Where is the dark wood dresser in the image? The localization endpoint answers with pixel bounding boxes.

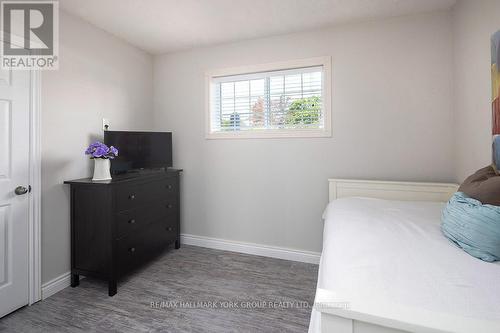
[64,169,182,296]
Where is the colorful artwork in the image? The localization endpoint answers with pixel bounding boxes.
[491,30,500,169]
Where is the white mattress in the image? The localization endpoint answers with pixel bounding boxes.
[309,197,500,333]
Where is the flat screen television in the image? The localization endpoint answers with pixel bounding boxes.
[104,131,172,173]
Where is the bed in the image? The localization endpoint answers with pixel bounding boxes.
[309,179,500,333]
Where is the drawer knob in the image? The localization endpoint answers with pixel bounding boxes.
[128,219,136,224]
[129,247,136,253]
[166,203,173,209]
[166,227,173,231]
[129,194,136,200]
[167,184,173,190]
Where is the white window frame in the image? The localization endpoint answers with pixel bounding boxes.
[205,56,332,139]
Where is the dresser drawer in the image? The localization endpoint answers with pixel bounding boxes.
[115,177,178,212]
[117,221,177,275]
[115,201,177,239]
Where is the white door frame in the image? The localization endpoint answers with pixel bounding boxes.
[28,69,42,304]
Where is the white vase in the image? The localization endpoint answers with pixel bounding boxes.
[92,158,111,181]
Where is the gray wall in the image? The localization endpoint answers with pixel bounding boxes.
[453,0,500,181]
[153,11,455,253]
[41,11,154,284]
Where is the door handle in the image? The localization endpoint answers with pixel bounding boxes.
[15,186,29,195]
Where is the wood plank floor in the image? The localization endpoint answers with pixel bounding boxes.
[0,245,318,332]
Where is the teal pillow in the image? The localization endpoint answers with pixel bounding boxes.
[442,192,500,262]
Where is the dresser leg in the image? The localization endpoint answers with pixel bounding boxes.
[108,280,117,296]
[71,273,79,287]
[175,239,180,249]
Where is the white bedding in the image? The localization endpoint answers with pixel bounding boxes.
[309,197,500,333]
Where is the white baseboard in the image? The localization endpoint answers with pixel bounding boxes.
[41,272,71,300]
[181,234,321,264]
[40,236,319,300]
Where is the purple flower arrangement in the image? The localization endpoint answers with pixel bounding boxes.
[85,141,118,159]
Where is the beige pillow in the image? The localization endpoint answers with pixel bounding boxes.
[458,165,500,206]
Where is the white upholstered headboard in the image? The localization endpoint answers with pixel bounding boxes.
[329,179,459,203]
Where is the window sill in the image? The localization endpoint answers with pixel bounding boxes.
[205,128,332,140]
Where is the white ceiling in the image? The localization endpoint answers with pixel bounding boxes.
[59,0,456,55]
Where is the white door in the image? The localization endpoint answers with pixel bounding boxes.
[0,64,31,317]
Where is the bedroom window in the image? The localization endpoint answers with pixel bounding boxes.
[206,57,331,139]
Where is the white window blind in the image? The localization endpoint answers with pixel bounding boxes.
[206,58,331,139]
